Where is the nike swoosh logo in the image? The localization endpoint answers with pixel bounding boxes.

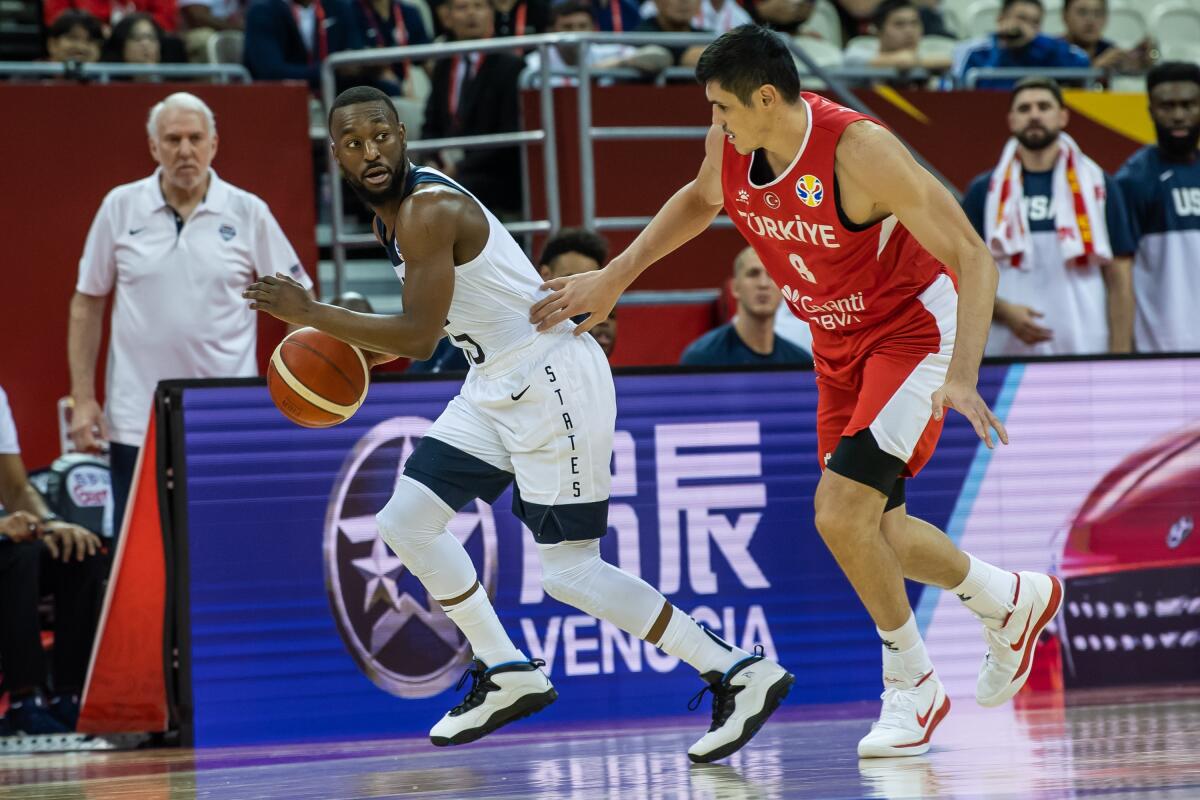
[1010,608,1034,652]
[916,697,937,727]
[510,386,531,402]
[129,227,146,235]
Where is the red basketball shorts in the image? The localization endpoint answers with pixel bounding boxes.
[814,274,958,479]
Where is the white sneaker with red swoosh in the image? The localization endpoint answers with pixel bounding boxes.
[857,668,950,758]
[976,571,1065,707]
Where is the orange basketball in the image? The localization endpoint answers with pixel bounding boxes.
[267,327,369,428]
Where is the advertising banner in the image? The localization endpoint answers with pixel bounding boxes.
[171,359,1198,747]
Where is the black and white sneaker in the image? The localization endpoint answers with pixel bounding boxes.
[686,650,794,763]
[429,658,557,747]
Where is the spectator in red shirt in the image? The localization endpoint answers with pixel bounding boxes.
[44,0,180,34]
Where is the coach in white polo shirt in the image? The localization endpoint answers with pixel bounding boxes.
[67,92,313,537]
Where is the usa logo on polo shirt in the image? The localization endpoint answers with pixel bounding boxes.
[219,224,237,241]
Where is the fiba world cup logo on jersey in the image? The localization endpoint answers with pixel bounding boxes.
[324,417,498,699]
[796,174,824,208]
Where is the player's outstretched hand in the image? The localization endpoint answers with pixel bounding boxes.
[243,273,313,325]
[530,268,622,335]
[931,379,1009,450]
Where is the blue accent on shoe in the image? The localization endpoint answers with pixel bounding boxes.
[7,692,71,735]
[485,660,533,672]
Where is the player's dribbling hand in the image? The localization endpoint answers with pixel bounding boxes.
[530,268,622,335]
[244,274,313,325]
[931,380,1009,450]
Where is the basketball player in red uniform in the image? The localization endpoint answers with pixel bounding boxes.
[531,25,1064,757]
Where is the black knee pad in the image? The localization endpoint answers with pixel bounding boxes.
[826,429,906,501]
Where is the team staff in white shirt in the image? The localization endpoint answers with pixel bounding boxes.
[66,92,314,538]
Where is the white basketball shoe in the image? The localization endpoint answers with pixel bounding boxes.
[858,665,950,758]
[429,658,557,746]
[976,571,1064,707]
[687,651,795,763]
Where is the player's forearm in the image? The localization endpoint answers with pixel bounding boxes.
[308,303,439,361]
[609,181,722,288]
[68,292,105,402]
[947,246,999,382]
[1104,257,1134,353]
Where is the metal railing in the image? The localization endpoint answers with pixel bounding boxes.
[319,31,961,295]
[0,61,252,83]
[962,66,1106,88]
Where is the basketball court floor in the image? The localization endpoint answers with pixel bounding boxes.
[1,685,1197,799]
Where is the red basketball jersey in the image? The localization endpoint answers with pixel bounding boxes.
[720,93,951,370]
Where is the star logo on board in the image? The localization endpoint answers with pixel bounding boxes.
[325,417,498,698]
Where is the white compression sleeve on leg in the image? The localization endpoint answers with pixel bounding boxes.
[376,477,524,667]
[537,540,662,639]
[375,476,476,599]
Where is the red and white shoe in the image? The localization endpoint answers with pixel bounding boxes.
[976,571,1064,708]
[857,668,950,758]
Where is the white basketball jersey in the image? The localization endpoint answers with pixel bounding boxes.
[375,166,559,368]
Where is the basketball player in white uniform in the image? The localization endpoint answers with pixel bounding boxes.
[244,86,793,761]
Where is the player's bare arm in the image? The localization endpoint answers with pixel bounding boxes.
[246,189,467,361]
[530,125,726,333]
[1101,255,1134,353]
[837,120,1008,448]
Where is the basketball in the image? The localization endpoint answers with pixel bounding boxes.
[267,327,369,428]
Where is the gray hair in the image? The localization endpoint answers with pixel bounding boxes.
[146,92,217,139]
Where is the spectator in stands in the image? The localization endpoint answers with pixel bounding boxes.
[636,0,708,68]
[1060,0,1152,73]
[843,0,950,75]
[538,228,619,359]
[525,3,671,88]
[352,0,431,82]
[0,386,106,736]
[492,0,549,37]
[424,0,525,216]
[44,0,180,34]
[680,247,814,367]
[101,13,165,65]
[67,93,314,540]
[44,9,103,64]
[836,0,952,40]
[1115,62,1200,353]
[962,77,1134,356]
[694,0,754,35]
[751,0,819,39]
[243,0,368,92]
[948,0,1089,90]
[180,0,245,63]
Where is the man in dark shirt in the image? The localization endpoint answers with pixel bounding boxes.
[947,0,1089,89]
[635,0,707,67]
[680,247,814,367]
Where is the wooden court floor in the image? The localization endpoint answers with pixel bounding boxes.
[1,686,1197,799]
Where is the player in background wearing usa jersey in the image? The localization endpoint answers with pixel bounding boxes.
[532,26,1064,757]
[245,86,793,762]
[1115,61,1200,354]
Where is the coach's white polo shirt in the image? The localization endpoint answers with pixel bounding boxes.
[0,386,20,455]
[76,169,313,447]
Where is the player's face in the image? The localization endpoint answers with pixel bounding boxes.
[589,310,617,358]
[707,82,765,155]
[541,251,601,280]
[878,7,922,52]
[1150,81,1200,155]
[1063,0,1105,46]
[150,109,218,192]
[733,252,781,320]
[330,103,408,207]
[1008,89,1067,152]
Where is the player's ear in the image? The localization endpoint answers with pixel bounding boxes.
[758,85,776,109]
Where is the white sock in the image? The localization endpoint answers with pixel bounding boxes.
[877,613,933,686]
[442,586,526,668]
[952,553,1017,620]
[655,606,750,677]
[876,612,921,655]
